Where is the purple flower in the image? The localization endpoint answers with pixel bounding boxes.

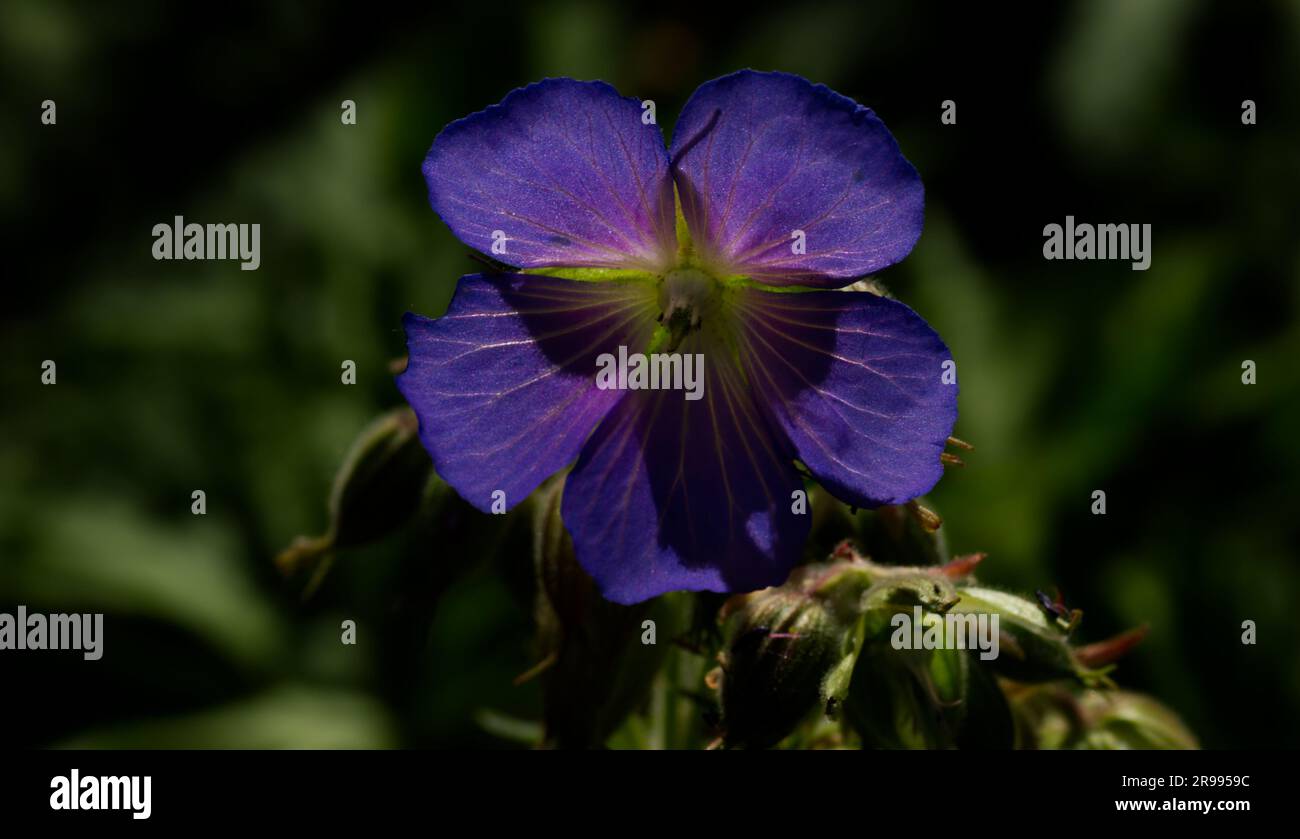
[398,70,957,604]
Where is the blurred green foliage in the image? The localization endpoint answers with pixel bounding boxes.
[1,0,1297,747]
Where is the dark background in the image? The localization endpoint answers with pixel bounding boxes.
[2,0,1297,748]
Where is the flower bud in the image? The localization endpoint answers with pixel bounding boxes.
[530,476,675,748]
[276,407,433,581]
[1073,689,1198,749]
[843,577,1012,749]
[328,408,435,548]
[718,564,864,748]
[842,642,947,748]
[1012,685,1197,749]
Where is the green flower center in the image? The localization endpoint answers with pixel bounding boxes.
[658,267,721,351]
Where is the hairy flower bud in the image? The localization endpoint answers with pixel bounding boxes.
[717,564,866,748]
[841,574,1011,749]
[843,642,946,748]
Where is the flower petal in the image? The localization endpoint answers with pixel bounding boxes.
[423,79,677,272]
[561,350,809,604]
[397,273,660,512]
[733,287,957,507]
[670,70,923,286]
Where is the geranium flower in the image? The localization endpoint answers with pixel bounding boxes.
[398,70,957,604]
